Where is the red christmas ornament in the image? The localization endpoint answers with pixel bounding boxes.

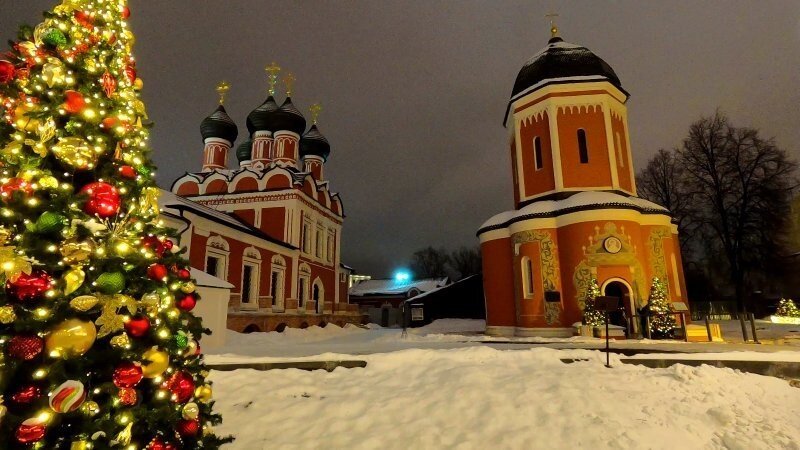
[147,263,168,281]
[176,294,197,312]
[118,387,137,406]
[0,60,15,84]
[101,116,119,131]
[11,384,42,405]
[176,419,200,437]
[119,165,136,179]
[101,70,116,97]
[125,315,150,338]
[79,182,120,218]
[124,65,137,84]
[15,418,46,444]
[0,177,33,201]
[63,90,86,114]
[122,6,131,19]
[7,334,44,360]
[74,10,94,28]
[167,371,195,404]
[113,361,144,388]
[178,268,191,280]
[146,437,177,450]
[6,270,52,303]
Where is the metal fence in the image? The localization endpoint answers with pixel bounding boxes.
[690,301,741,321]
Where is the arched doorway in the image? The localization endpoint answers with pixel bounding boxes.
[602,279,634,336]
[242,324,261,333]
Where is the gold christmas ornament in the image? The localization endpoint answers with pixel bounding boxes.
[51,137,100,169]
[109,333,131,349]
[63,267,85,295]
[80,400,99,416]
[45,318,97,358]
[70,441,89,450]
[0,305,16,324]
[0,246,32,283]
[0,228,10,245]
[70,295,99,312]
[194,385,213,403]
[141,347,170,378]
[180,282,196,294]
[140,187,161,216]
[13,103,41,132]
[38,176,59,189]
[60,240,95,264]
[115,422,132,446]
[182,402,200,420]
[42,57,67,88]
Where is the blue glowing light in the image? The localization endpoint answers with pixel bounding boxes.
[394,271,411,283]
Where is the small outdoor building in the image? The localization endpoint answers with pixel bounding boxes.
[189,268,234,349]
[349,277,449,326]
[404,275,486,327]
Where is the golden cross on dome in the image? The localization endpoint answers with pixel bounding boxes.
[284,73,296,96]
[309,103,322,125]
[546,12,559,38]
[216,81,230,105]
[265,62,281,95]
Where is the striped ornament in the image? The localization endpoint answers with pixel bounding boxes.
[49,380,86,413]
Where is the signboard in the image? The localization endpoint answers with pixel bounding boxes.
[595,296,620,312]
[671,302,689,312]
[544,291,561,303]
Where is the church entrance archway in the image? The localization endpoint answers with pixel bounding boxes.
[602,279,635,335]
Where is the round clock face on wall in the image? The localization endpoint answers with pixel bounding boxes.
[603,236,622,254]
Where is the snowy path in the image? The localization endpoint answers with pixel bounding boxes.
[210,346,800,449]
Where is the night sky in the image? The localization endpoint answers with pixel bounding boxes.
[1,1,798,277]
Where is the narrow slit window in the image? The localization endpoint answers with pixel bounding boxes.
[534,136,543,170]
[615,132,624,167]
[577,129,589,163]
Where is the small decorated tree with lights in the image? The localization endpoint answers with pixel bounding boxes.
[0,1,229,448]
[775,298,800,318]
[646,277,675,338]
[581,277,605,327]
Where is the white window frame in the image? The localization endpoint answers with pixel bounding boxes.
[521,256,534,299]
[298,263,311,310]
[240,247,261,311]
[205,236,229,282]
[270,255,287,311]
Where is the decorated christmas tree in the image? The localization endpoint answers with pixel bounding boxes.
[775,298,800,318]
[581,277,606,326]
[646,277,675,338]
[0,1,229,448]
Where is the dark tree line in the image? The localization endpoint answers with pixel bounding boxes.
[636,111,798,311]
[409,246,482,281]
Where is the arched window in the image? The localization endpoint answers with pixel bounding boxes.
[240,247,262,311]
[313,278,325,314]
[533,136,543,170]
[521,257,534,298]
[577,129,589,163]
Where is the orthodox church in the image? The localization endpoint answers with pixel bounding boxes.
[166,67,362,332]
[478,26,688,337]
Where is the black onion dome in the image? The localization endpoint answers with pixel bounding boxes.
[236,139,253,163]
[246,96,279,135]
[300,125,331,161]
[511,36,623,98]
[200,105,238,144]
[271,97,307,135]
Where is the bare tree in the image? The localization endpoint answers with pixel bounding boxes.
[450,246,482,280]
[677,111,797,311]
[636,148,697,253]
[409,246,451,279]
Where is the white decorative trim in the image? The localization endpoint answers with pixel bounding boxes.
[514,327,573,337]
[485,325,516,337]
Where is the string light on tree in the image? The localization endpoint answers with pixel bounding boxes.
[0,0,230,447]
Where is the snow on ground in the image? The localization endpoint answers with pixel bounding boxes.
[210,346,800,450]
[718,319,800,341]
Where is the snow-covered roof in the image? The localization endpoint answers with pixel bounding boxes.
[349,277,449,297]
[479,191,669,232]
[404,274,478,303]
[190,267,234,289]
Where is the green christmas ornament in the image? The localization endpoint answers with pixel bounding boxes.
[174,331,189,349]
[95,272,125,295]
[42,28,68,48]
[35,211,66,234]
